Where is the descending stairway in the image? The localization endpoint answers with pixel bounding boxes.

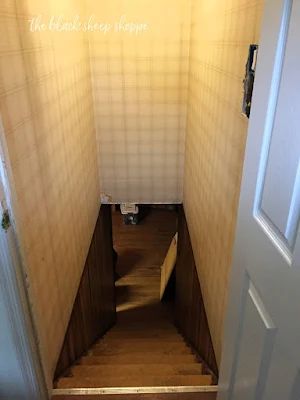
[53,209,217,398]
[55,309,213,389]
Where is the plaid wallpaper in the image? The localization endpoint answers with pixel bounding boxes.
[183,0,263,365]
[88,0,191,204]
[0,0,265,383]
[0,0,99,383]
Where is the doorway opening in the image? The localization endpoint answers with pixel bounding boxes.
[53,205,218,396]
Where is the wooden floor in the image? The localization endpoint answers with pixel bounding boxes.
[113,207,177,314]
[53,207,217,399]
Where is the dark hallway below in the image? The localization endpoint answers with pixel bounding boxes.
[113,206,177,318]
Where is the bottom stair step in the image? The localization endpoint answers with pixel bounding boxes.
[56,375,213,388]
[52,388,217,400]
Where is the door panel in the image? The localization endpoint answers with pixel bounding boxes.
[231,278,276,400]
[258,0,300,251]
[219,0,300,399]
[289,371,300,400]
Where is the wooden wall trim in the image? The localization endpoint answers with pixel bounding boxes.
[175,206,218,379]
[54,205,116,380]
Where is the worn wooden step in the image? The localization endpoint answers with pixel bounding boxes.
[70,363,203,377]
[116,312,172,322]
[105,332,182,340]
[80,354,198,365]
[107,325,177,331]
[113,321,175,328]
[56,374,213,388]
[52,391,218,400]
[101,338,186,346]
[91,349,191,357]
[109,324,177,332]
[106,326,181,337]
[91,342,190,356]
[109,327,176,334]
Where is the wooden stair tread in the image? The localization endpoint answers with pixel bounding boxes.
[100,338,186,346]
[56,374,213,388]
[112,323,176,329]
[80,354,198,365]
[70,364,203,377]
[91,347,191,356]
[111,326,176,331]
[111,321,178,333]
[106,328,179,335]
[93,340,189,349]
[105,333,182,340]
[108,326,178,332]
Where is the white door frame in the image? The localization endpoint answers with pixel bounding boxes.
[0,118,48,399]
[218,0,299,398]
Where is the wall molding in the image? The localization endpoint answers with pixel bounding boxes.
[0,226,48,399]
[0,117,48,399]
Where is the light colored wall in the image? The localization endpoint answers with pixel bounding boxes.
[0,0,265,382]
[88,0,191,204]
[183,0,263,365]
[0,0,99,382]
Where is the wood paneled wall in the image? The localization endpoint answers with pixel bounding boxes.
[54,206,116,379]
[175,207,218,379]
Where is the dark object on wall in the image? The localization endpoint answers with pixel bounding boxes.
[1,209,11,232]
[175,206,218,380]
[243,44,258,118]
[54,205,116,380]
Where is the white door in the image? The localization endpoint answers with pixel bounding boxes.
[218,0,300,399]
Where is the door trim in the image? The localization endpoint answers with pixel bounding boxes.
[0,117,48,399]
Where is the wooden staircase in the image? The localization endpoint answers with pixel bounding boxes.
[53,309,217,399]
[52,209,217,399]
